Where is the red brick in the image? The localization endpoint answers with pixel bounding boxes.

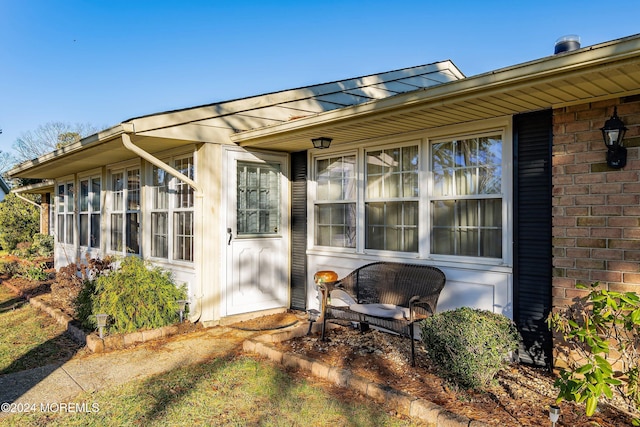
[610,239,640,250]
[591,270,623,282]
[575,130,603,143]
[592,205,621,216]
[624,251,640,261]
[607,261,639,272]
[623,229,640,239]
[591,249,623,260]
[576,217,606,227]
[566,121,591,133]
[591,228,622,238]
[622,183,640,193]
[622,272,640,284]
[566,248,591,258]
[576,107,608,121]
[590,183,622,194]
[565,288,591,299]
[553,112,576,124]
[565,185,589,195]
[567,228,589,237]
[553,195,575,206]
[575,195,606,205]
[607,194,640,205]
[565,207,589,216]
[606,171,639,182]
[554,175,573,185]
[553,258,575,268]
[575,174,603,184]
[553,217,576,226]
[553,154,576,166]
[575,151,607,164]
[609,282,640,293]
[566,141,589,154]
[565,164,590,174]
[554,237,576,247]
[575,259,605,269]
[553,277,577,288]
[609,217,640,227]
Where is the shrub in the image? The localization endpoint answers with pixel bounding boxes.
[0,193,39,251]
[0,256,24,277]
[20,263,49,281]
[420,307,520,389]
[31,234,54,257]
[547,282,640,421]
[87,256,187,333]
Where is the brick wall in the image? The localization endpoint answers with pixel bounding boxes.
[552,96,640,308]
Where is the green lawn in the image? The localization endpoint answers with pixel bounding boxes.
[0,283,423,426]
[0,285,81,375]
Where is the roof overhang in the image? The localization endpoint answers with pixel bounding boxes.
[11,179,55,195]
[8,124,200,179]
[231,34,640,151]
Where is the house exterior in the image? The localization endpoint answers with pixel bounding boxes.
[9,33,640,367]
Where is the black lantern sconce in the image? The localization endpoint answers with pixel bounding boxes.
[311,137,332,149]
[601,106,628,169]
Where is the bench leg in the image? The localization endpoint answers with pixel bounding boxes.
[410,324,416,367]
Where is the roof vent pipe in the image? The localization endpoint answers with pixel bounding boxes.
[554,35,581,54]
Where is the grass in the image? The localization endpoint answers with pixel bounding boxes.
[0,285,81,375]
[5,356,419,426]
[0,282,422,426]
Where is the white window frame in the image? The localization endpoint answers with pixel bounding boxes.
[56,180,75,245]
[309,118,512,267]
[149,154,195,263]
[108,164,141,255]
[79,175,101,249]
[313,151,357,249]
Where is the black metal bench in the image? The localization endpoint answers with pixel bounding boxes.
[317,262,446,366]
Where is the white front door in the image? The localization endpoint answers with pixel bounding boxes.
[224,149,289,316]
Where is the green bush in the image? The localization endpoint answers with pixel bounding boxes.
[84,256,187,334]
[0,193,39,251]
[0,257,24,277]
[420,307,520,389]
[20,263,48,281]
[31,234,54,257]
[547,282,640,421]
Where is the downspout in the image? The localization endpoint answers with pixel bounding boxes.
[120,128,204,322]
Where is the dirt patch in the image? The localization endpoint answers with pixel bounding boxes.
[274,325,636,427]
[229,311,301,331]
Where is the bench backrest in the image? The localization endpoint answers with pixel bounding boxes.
[335,262,446,313]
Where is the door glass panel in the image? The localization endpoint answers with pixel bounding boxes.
[237,161,280,235]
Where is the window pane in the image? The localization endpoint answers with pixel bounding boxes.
[315,203,356,248]
[175,157,194,209]
[126,212,140,254]
[152,166,169,210]
[91,179,101,210]
[66,183,74,212]
[367,146,418,200]
[365,201,417,252]
[316,156,355,201]
[110,214,123,251]
[112,173,124,211]
[151,212,168,258]
[79,214,88,246]
[65,213,73,244]
[127,169,140,211]
[174,212,193,261]
[80,180,89,211]
[90,213,100,248]
[237,162,280,235]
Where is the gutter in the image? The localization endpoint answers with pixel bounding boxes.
[120,124,204,322]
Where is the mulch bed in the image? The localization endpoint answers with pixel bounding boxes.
[274,325,637,427]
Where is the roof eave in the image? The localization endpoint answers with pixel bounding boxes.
[231,33,640,145]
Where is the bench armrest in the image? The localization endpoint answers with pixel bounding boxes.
[408,295,435,322]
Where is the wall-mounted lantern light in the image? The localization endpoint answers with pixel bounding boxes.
[601,106,628,169]
[311,137,332,149]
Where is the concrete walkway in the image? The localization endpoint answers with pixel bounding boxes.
[0,326,259,410]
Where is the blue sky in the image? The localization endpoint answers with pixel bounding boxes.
[1,1,639,161]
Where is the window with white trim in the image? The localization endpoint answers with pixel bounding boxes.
[365,145,419,252]
[150,155,194,262]
[79,177,101,248]
[430,135,502,258]
[56,182,74,244]
[109,167,140,254]
[314,154,356,248]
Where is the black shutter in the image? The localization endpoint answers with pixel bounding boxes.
[513,110,553,368]
[290,151,308,310]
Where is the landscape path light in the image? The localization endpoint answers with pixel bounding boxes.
[95,313,108,339]
[177,299,189,323]
[549,404,560,427]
